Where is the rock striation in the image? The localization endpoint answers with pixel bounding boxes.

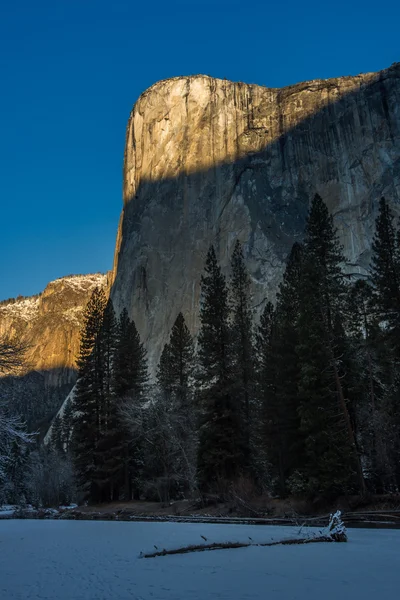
[111,64,400,371]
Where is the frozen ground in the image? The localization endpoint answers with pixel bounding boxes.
[0,520,399,600]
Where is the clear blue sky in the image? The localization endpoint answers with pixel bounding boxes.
[0,0,398,300]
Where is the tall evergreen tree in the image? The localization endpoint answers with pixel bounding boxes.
[93,299,118,500]
[114,308,148,400]
[50,414,64,454]
[370,197,400,348]
[3,438,29,504]
[370,197,400,487]
[71,286,107,501]
[230,241,255,472]
[157,313,194,401]
[61,400,74,454]
[255,243,304,495]
[273,242,304,494]
[295,194,363,496]
[113,308,148,499]
[196,246,243,493]
[346,279,396,491]
[255,301,278,489]
[99,299,118,425]
[296,256,352,496]
[156,312,196,494]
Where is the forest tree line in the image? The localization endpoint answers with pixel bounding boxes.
[1,194,400,506]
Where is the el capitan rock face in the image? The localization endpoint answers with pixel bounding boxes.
[111,64,400,371]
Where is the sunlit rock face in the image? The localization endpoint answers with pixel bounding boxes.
[0,273,110,430]
[111,64,400,371]
[0,273,109,385]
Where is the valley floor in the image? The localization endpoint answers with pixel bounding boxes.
[1,521,399,600]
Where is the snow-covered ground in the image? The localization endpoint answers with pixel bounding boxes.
[0,520,398,599]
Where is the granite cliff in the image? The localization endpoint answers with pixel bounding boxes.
[2,64,399,389]
[111,63,400,371]
[0,273,108,427]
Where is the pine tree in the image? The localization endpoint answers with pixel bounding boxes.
[370,198,400,488]
[113,308,148,500]
[156,312,196,494]
[346,279,396,491]
[4,439,29,504]
[370,197,400,348]
[296,255,349,495]
[50,414,64,454]
[61,400,74,454]
[157,313,194,400]
[295,194,363,496]
[71,286,107,501]
[196,246,243,493]
[230,241,255,473]
[114,308,148,400]
[99,299,118,426]
[93,299,118,500]
[255,301,278,489]
[254,243,304,496]
[272,242,304,494]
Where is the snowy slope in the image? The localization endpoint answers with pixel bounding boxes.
[0,521,398,600]
[43,385,76,445]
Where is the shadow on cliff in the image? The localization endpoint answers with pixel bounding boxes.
[0,367,76,436]
[111,65,400,368]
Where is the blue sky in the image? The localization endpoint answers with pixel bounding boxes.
[0,0,398,300]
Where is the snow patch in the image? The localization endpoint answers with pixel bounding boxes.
[50,273,107,293]
[44,385,76,445]
[0,296,40,321]
[63,305,85,325]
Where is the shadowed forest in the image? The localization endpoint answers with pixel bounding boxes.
[2,194,400,509]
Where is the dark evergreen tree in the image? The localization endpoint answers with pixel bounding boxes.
[230,241,255,472]
[254,243,305,495]
[156,312,196,495]
[158,343,173,396]
[346,279,396,491]
[71,286,107,501]
[295,194,363,496]
[61,400,74,454]
[196,246,243,493]
[50,414,64,454]
[114,308,148,400]
[157,313,194,400]
[369,197,400,487]
[271,242,304,494]
[93,299,118,500]
[370,197,400,350]
[255,301,279,489]
[3,439,29,504]
[113,308,148,499]
[99,300,118,425]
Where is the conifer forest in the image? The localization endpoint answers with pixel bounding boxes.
[2,194,400,507]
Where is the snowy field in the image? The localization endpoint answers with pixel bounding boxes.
[1,520,399,600]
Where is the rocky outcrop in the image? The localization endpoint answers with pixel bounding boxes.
[0,274,108,426]
[111,64,400,371]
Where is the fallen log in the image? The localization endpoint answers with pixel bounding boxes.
[141,535,338,558]
[141,511,347,558]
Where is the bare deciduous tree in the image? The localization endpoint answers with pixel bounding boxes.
[0,336,32,483]
[119,390,197,502]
